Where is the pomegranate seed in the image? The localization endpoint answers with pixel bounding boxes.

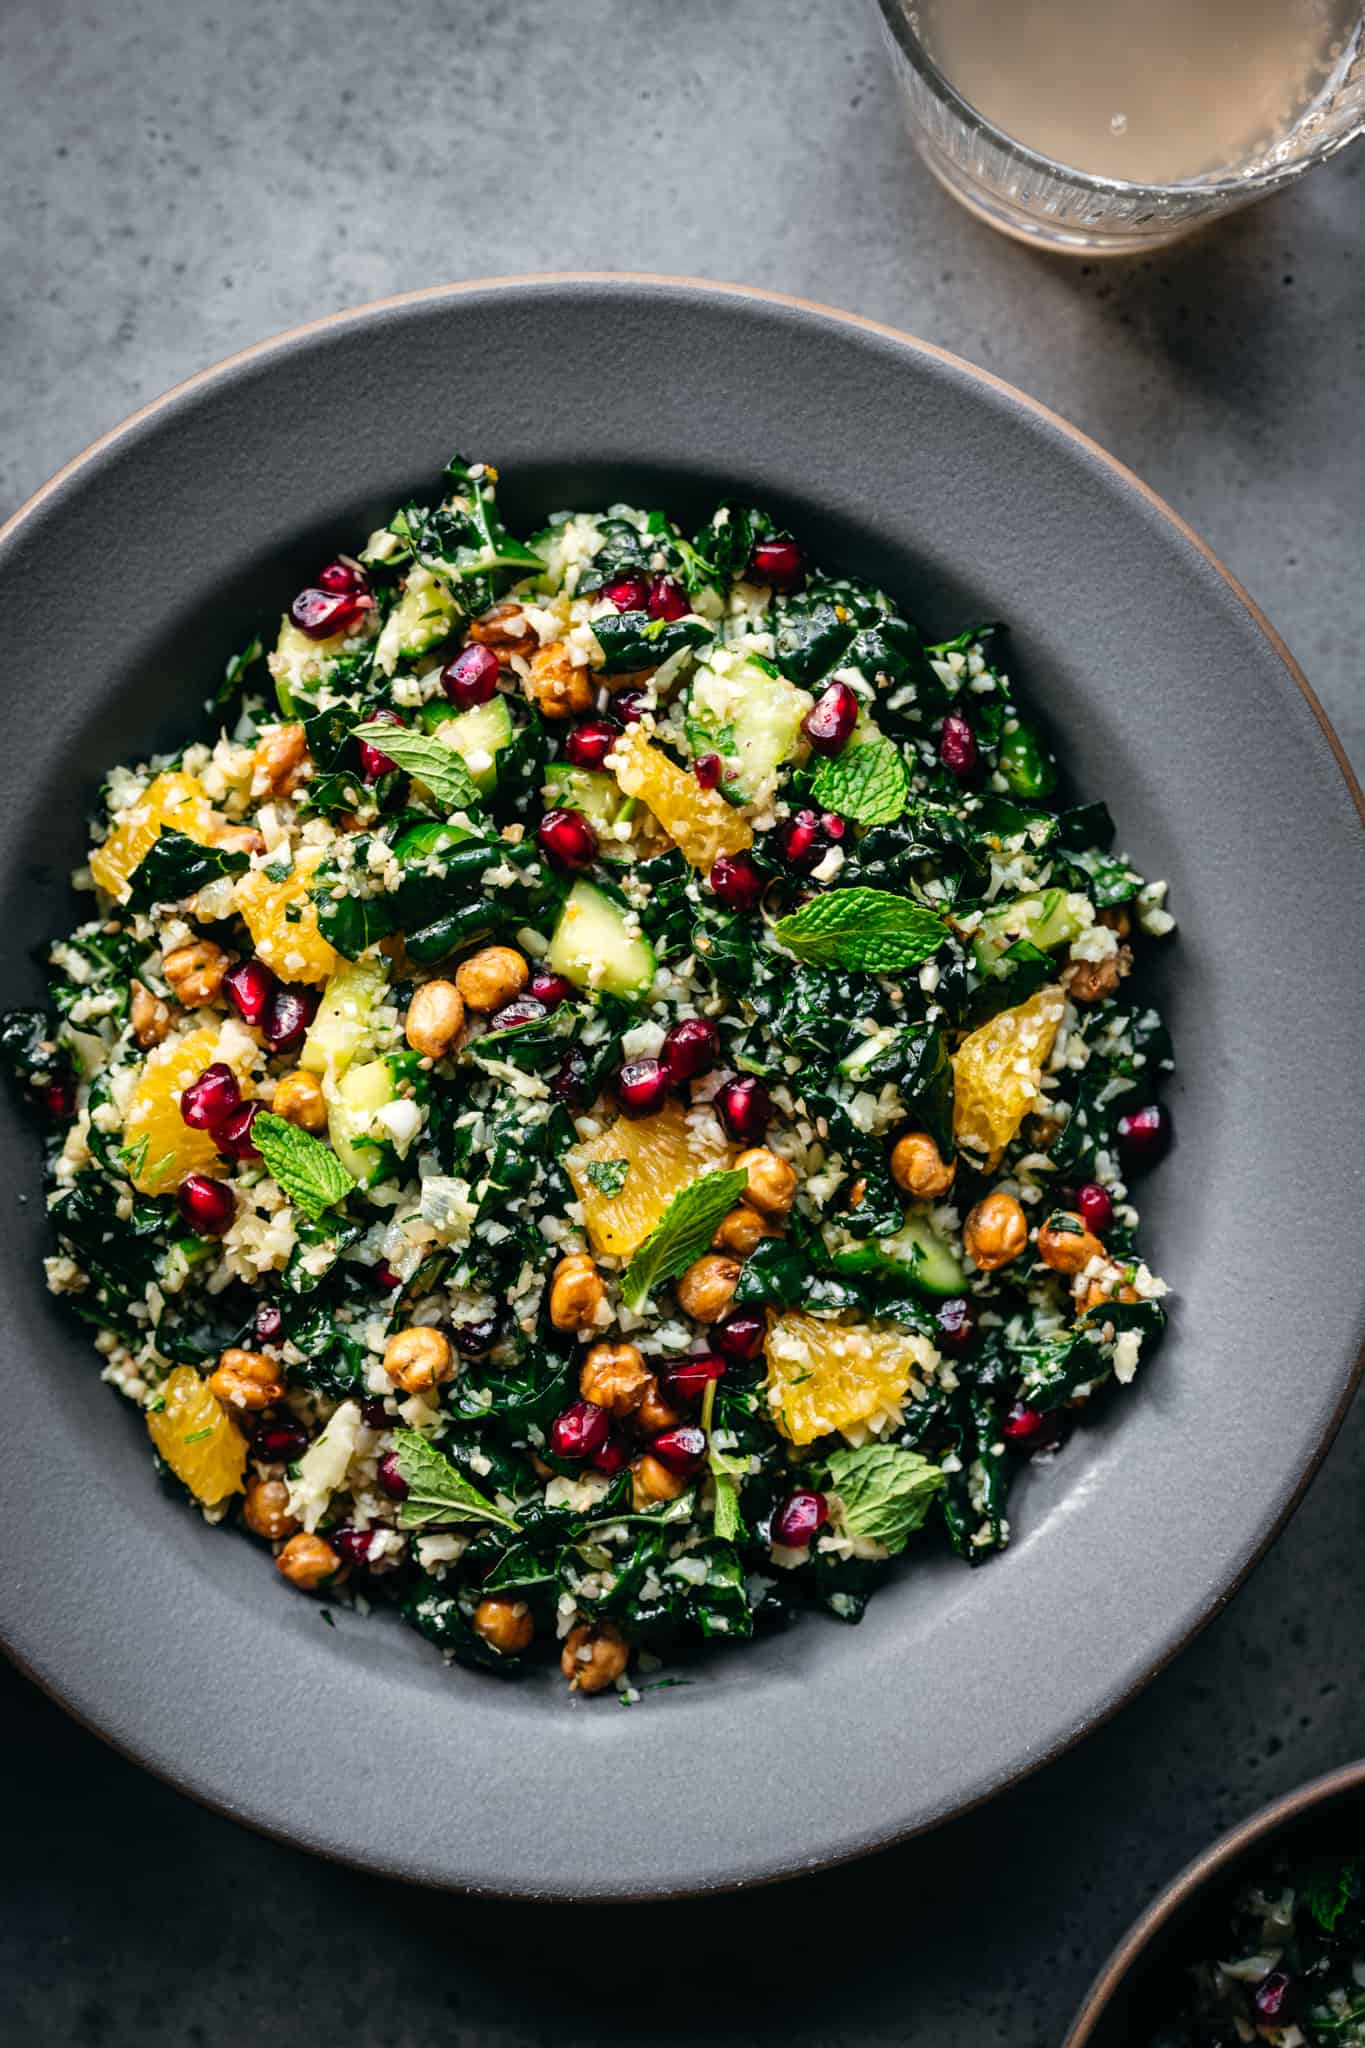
[714,1312,765,1363]
[42,1075,75,1118]
[176,1173,235,1236]
[667,1355,725,1403]
[1116,1103,1169,1166]
[253,1418,309,1464]
[490,994,548,1034]
[253,1300,284,1344]
[360,1397,390,1428]
[591,1432,630,1476]
[376,1451,409,1500]
[1077,1182,1114,1235]
[647,574,688,620]
[613,688,647,724]
[290,586,370,639]
[662,1016,720,1083]
[537,807,597,872]
[453,1316,499,1357]
[317,560,367,596]
[716,1074,771,1143]
[553,1047,593,1107]
[934,1297,977,1355]
[564,718,620,769]
[333,1525,377,1566]
[616,1057,671,1119]
[939,712,978,778]
[263,984,317,1053]
[441,642,500,709]
[224,957,276,1027]
[709,850,765,914]
[600,573,650,613]
[778,808,836,873]
[358,708,405,782]
[802,681,859,756]
[550,1399,611,1462]
[1002,1402,1051,1443]
[749,538,805,592]
[773,1489,827,1547]
[180,1063,242,1132]
[694,753,722,791]
[1253,1972,1294,2022]
[373,1261,401,1292]
[216,1100,263,1162]
[650,1423,706,1475]
[528,971,572,1011]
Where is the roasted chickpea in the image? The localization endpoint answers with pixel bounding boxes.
[890,1130,957,1199]
[735,1147,798,1218]
[1078,1278,1141,1318]
[271,1069,327,1133]
[162,938,228,1006]
[467,601,538,660]
[561,1619,629,1694]
[383,1326,455,1394]
[963,1191,1029,1272]
[674,1253,741,1323]
[636,1376,682,1433]
[548,1253,606,1333]
[1062,945,1132,1005]
[631,1453,687,1508]
[455,945,529,1013]
[1036,1211,1105,1276]
[405,978,466,1058]
[275,1532,347,1593]
[579,1341,650,1416]
[209,1348,285,1414]
[473,1595,535,1657]
[129,979,172,1049]
[243,1475,298,1542]
[523,641,594,719]
[250,722,310,799]
[711,1204,769,1257]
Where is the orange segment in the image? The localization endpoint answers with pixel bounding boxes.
[608,726,752,871]
[952,984,1066,1170]
[90,771,219,899]
[764,1311,934,1446]
[234,847,339,986]
[147,1364,247,1505]
[122,1025,236,1194]
[566,1100,734,1259]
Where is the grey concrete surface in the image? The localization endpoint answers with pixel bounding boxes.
[1,2,1362,2043]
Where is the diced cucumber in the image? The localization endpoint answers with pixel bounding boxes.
[301,956,391,1079]
[374,569,460,676]
[327,1058,400,1187]
[430,695,514,795]
[547,880,656,1001]
[831,1211,966,1298]
[684,654,813,806]
[973,888,1090,971]
[271,617,346,715]
[389,818,475,862]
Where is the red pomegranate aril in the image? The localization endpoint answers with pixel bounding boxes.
[317,559,368,597]
[802,681,859,756]
[1253,1972,1294,2023]
[591,1431,630,1476]
[613,688,647,724]
[714,1311,765,1363]
[252,1417,309,1464]
[600,573,650,613]
[42,1075,75,1119]
[253,1300,284,1345]
[180,1062,241,1132]
[262,984,317,1053]
[773,1489,827,1548]
[176,1173,235,1236]
[1077,1181,1114,1235]
[662,1016,720,1083]
[528,971,573,1012]
[564,718,620,769]
[749,538,805,592]
[667,1355,725,1403]
[1116,1102,1169,1165]
[779,809,844,873]
[709,850,765,914]
[215,1100,262,1162]
[290,586,368,640]
[453,1316,499,1357]
[373,1260,401,1292]
[616,1057,671,1119]
[224,956,276,1027]
[489,994,548,1033]
[553,1047,592,1107]
[647,574,689,620]
[1001,1402,1050,1443]
[440,641,500,709]
[934,1296,977,1355]
[538,807,597,872]
[694,753,722,791]
[376,1451,409,1500]
[939,711,978,778]
[550,1399,611,1462]
[358,708,405,782]
[716,1074,771,1144]
[333,1525,377,1567]
[360,1397,390,1428]
[650,1423,706,1475]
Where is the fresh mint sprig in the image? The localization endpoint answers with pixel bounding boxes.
[773,888,948,972]
[350,722,484,812]
[620,1168,748,1312]
[252,1112,355,1222]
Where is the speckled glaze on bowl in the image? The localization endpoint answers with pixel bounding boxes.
[1,277,1362,1901]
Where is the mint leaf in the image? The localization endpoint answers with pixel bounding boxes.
[124,830,249,910]
[350,722,484,812]
[392,1429,522,1534]
[585,1159,630,1197]
[253,1112,355,1222]
[810,736,909,826]
[773,889,948,971]
[825,1444,946,1554]
[620,1168,748,1312]
[1303,1859,1360,1934]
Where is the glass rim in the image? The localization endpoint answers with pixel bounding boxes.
[875,0,1365,200]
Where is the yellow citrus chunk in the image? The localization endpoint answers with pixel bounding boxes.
[764,1310,936,1446]
[147,1364,247,1505]
[122,1025,236,1194]
[952,983,1067,1170]
[608,726,753,871]
[235,847,339,986]
[89,771,219,900]
[566,1100,734,1259]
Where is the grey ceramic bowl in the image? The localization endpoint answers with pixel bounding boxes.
[1066,1759,1365,2044]
[1,277,1363,1900]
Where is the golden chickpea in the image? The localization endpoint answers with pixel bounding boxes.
[250,722,310,799]
[1078,1277,1140,1318]
[467,601,538,660]
[473,1595,535,1657]
[209,1348,285,1414]
[561,1619,629,1694]
[890,1130,957,1199]
[631,1454,687,1509]
[405,978,466,1058]
[711,1204,769,1257]
[243,1475,298,1542]
[637,1377,682,1433]
[1036,1211,1104,1276]
[548,1253,606,1333]
[275,1532,347,1592]
[383,1326,455,1394]
[455,945,529,1013]
[523,641,595,719]
[674,1253,741,1323]
[579,1341,650,1416]
[1062,946,1132,1005]
[271,1069,328,1133]
[735,1147,798,1218]
[129,979,172,1049]
[964,1191,1029,1271]
[162,938,228,1006]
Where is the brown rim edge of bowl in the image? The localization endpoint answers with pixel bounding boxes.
[2,273,1364,1906]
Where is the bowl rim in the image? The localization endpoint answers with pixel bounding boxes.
[2,273,1364,1896]
[1064,1756,1365,2044]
